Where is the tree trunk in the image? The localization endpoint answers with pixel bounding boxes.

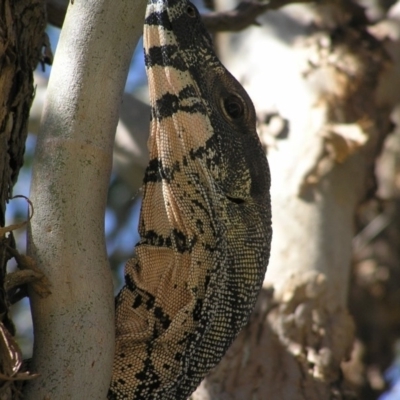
[23,0,147,398]
[192,2,395,399]
[0,1,46,398]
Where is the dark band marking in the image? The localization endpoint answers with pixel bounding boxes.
[152,85,207,120]
[146,294,155,310]
[145,45,187,71]
[143,158,181,183]
[145,10,172,30]
[132,294,143,309]
[134,344,162,395]
[125,273,136,292]
[146,0,179,6]
[143,229,165,246]
[142,228,196,254]
[154,306,172,330]
[192,298,203,321]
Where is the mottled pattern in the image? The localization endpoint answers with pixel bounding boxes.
[108,0,272,398]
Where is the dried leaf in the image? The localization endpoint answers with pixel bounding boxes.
[5,246,51,298]
[0,196,33,238]
[0,322,22,377]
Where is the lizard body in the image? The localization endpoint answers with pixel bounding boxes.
[108,0,272,398]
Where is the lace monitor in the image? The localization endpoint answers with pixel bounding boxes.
[108,0,272,398]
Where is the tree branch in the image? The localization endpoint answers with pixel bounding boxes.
[23,0,147,398]
[202,0,314,32]
[46,0,315,32]
[46,0,66,29]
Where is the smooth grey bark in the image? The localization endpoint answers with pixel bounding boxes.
[29,83,151,195]
[24,0,147,398]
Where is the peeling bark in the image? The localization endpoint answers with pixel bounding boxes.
[192,2,394,399]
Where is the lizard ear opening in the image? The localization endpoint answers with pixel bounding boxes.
[186,5,196,17]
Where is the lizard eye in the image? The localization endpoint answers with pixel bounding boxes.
[223,95,245,119]
[186,5,196,17]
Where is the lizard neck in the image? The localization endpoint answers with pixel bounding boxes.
[109,1,271,399]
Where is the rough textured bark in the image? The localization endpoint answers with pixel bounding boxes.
[23,0,147,398]
[343,10,400,397]
[0,1,46,398]
[0,0,46,221]
[192,2,395,399]
[347,113,400,398]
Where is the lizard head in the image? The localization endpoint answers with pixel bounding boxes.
[143,0,272,334]
[144,0,271,225]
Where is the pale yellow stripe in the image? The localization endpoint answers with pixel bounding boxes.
[144,24,177,50]
[147,65,194,105]
[148,112,214,163]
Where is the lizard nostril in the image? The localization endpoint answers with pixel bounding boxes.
[226,195,245,205]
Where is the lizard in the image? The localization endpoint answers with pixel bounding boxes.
[108,0,272,398]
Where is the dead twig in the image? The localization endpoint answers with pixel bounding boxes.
[203,0,314,32]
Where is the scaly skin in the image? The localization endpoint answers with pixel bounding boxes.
[108,0,272,398]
